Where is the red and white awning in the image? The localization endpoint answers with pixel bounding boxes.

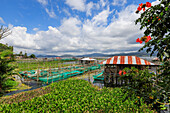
[100,56,156,65]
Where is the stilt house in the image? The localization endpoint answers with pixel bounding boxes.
[100,56,159,86]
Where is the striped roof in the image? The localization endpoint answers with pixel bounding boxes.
[100,56,156,65]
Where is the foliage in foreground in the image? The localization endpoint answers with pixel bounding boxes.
[0,50,16,96]
[121,67,170,112]
[0,79,155,112]
[135,0,170,111]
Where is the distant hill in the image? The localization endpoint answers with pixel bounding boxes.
[76,53,107,57]
[36,51,157,58]
[106,52,157,57]
[60,54,74,57]
[36,55,59,58]
[76,52,157,57]
[36,54,74,58]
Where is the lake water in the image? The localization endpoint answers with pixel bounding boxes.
[5,73,104,96]
[4,56,158,96]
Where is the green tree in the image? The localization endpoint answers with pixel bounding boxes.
[19,51,23,56]
[24,52,28,58]
[135,0,170,62]
[134,0,169,110]
[0,26,15,96]
[29,54,36,58]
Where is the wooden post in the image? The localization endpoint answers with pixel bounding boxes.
[37,64,40,83]
[46,64,49,85]
[115,66,118,87]
[50,64,53,83]
[109,72,112,86]
[37,68,39,82]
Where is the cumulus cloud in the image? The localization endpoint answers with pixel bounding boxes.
[112,0,127,6]
[1,26,39,50]
[65,0,86,11]
[37,0,48,6]
[1,3,146,55]
[59,17,81,37]
[92,7,113,26]
[0,17,5,24]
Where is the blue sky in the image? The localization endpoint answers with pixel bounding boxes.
[0,0,159,56]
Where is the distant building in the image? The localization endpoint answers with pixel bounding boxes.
[80,57,97,64]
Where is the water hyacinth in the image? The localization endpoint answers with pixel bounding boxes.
[0,79,155,112]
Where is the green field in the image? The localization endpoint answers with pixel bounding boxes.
[13,59,78,72]
[0,79,155,112]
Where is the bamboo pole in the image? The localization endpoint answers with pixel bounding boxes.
[37,64,39,83]
[47,71,49,85]
[50,64,53,83]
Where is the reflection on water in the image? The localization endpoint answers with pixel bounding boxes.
[5,74,104,96]
[81,76,104,88]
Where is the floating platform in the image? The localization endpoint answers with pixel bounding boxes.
[93,71,104,81]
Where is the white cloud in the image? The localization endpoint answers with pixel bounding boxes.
[0,17,5,24]
[1,26,39,50]
[45,8,56,18]
[63,9,71,16]
[100,0,107,8]
[92,7,113,26]
[152,0,161,6]
[65,0,86,11]
[112,0,127,6]
[59,17,81,37]
[33,28,39,31]
[37,0,48,6]
[86,2,94,16]
[1,4,145,55]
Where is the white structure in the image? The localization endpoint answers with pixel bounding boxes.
[80,57,97,64]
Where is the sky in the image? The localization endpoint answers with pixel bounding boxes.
[0,0,160,56]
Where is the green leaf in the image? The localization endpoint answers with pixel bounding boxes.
[165,7,168,11]
[164,52,169,57]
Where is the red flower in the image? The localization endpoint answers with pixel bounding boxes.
[158,18,161,21]
[148,19,150,22]
[136,38,143,44]
[143,7,145,11]
[137,6,142,11]
[139,3,143,7]
[123,71,126,75]
[145,36,151,43]
[146,2,151,8]
[119,70,122,75]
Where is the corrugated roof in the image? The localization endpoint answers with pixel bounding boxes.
[81,57,96,61]
[100,56,156,65]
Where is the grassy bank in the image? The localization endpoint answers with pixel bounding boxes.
[0,79,155,112]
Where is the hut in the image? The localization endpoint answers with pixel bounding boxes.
[80,57,97,64]
[55,57,61,60]
[100,56,159,87]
